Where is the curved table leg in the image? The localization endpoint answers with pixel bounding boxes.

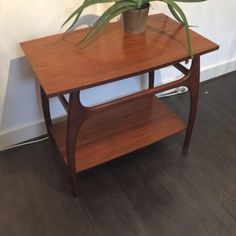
[40,86,52,134]
[66,91,86,197]
[183,56,200,153]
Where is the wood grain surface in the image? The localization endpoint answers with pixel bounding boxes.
[50,96,186,172]
[20,14,219,97]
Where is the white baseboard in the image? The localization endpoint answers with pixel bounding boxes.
[0,59,235,149]
[0,120,47,149]
[200,58,236,82]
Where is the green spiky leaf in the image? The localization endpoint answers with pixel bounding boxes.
[61,0,207,57]
[77,1,138,45]
[163,0,193,58]
[61,0,116,32]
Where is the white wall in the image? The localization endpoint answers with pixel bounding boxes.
[0,0,235,148]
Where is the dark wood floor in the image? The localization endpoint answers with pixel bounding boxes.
[0,72,235,236]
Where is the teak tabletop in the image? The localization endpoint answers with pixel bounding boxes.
[21,14,218,97]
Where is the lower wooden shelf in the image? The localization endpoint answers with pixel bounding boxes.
[50,95,186,172]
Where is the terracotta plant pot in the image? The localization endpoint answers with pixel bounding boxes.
[122,3,150,34]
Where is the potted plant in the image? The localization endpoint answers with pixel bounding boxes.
[62,0,207,57]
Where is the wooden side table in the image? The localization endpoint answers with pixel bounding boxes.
[21,14,219,196]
